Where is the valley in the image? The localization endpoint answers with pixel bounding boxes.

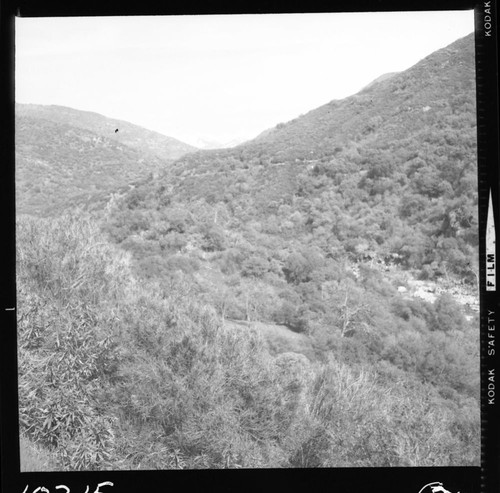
[16,33,480,470]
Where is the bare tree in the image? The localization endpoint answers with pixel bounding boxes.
[339,288,367,337]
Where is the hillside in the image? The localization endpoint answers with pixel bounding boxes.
[16,103,196,161]
[246,34,475,160]
[101,32,479,405]
[16,34,480,469]
[105,34,477,282]
[17,212,479,470]
[15,104,196,216]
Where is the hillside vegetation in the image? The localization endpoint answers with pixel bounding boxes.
[18,213,479,469]
[15,104,196,216]
[105,35,477,281]
[17,34,479,469]
[101,33,478,370]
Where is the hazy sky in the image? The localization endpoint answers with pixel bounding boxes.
[16,11,474,147]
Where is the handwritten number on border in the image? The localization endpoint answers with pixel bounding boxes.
[22,483,114,493]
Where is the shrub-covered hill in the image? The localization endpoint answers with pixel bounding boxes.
[102,33,478,335]
[105,33,477,282]
[247,34,474,161]
[15,104,197,216]
[100,33,480,434]
[16,34,480,469]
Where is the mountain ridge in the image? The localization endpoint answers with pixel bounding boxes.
[16,102,197,161]
[15,103,199,216]
[241,33,475,161]
[104,33,477,284]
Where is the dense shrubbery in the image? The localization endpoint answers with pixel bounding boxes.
[17,35,479,470]
[17,214,479,470]
[17,214,129,469]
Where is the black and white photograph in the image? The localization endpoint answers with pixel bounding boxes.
[1,3,498,492]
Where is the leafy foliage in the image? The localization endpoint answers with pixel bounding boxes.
[17,35,479,469]
[17,214,129,469]
[17,213,479,469]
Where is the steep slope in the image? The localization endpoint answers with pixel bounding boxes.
[102,34,479,408]
[15,105,197,216]
[107,33,477,280]
[246,34,474,159]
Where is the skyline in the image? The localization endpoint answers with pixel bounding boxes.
[16,11,474,147]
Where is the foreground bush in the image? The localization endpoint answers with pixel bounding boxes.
[110,291,296,468]
[17,213,130,469]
